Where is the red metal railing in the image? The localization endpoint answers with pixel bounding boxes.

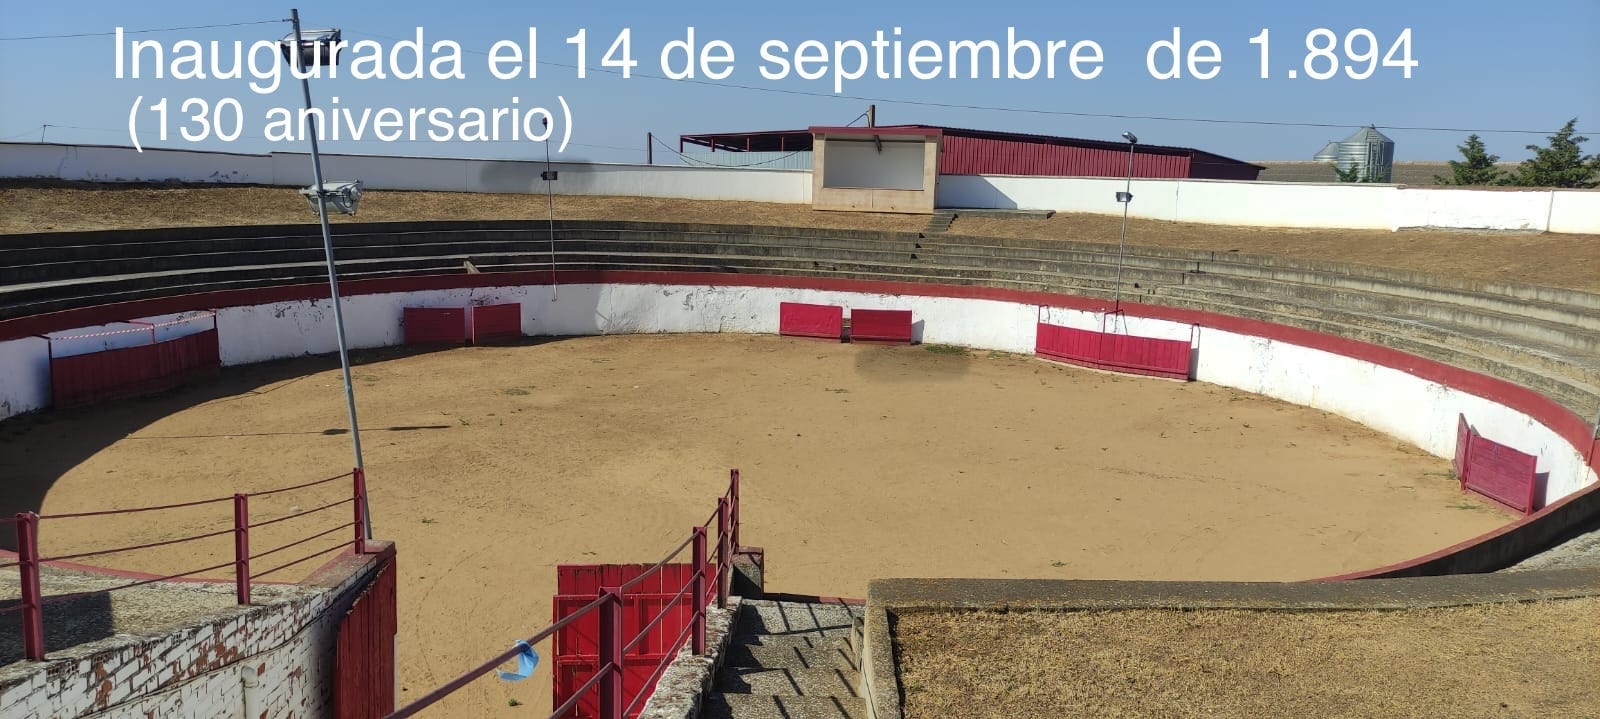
[4,468,371,662]
[385,469,743,719]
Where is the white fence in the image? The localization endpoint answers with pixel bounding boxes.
[4,142,1598,233]
[0,142,812,204]
[936,174,1600,233]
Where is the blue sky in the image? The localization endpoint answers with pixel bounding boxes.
[1,0,1595,163]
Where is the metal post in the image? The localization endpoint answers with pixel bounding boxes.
[542,117,558,300]
[16,513,45,661]
[234,494,251,605]
[691,527,707,656]
[291,8,371,541]
[715,498,730,609]
[867,104,876,128]
[353,468,368,555]
[1114,141,1136,311]
[646,132,653,165]
[730,469,741,552]
[599,587,624,719]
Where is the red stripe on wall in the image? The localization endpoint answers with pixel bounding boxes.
[0,270,1592,468]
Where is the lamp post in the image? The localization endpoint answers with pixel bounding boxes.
[1112,131,1138,312]
[282,9,372,541]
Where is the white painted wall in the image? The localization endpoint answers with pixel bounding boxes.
[0,143,273,184]
[935,173,1600,233]
[1549,190,1600,234]
[8,142,1599,232]
[0,336,50,418]
[12,281,1588,507]
[821,140,925,191]
[1390,187,1552,231]
[0,143,810,204]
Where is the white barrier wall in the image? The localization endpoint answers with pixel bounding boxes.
[935,173,1600,232]
[4,281,1592,507]
[0,143,274,184]
[0,142,810,204]
[5,142,1598,231]
[1549,190,1600,234]
[271,152,813,202]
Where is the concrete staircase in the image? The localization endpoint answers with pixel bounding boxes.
[700,600,867,719]
[922,210,957,234]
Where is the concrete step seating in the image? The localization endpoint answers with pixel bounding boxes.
[3,221,1596,421]
[701,600,866,719]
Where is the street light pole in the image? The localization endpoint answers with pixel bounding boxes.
[1113,131,1138,312]
[289,8,371,540]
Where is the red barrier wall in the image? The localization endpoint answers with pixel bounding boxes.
[552,564,712,719]
[335,557,397,719]
[778,302,844,340]
[1035,322,1192,380]
[402,307,468,345]
[850,309,913,343]
[49,328,221,406]
[1455,414,1540,515]
[470,303,522,344]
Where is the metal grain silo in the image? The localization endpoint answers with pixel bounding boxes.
[1331,126,1395,182]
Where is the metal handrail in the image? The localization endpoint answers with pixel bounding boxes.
[9,468,370,662]
[386,593,611,718]
[616,532,695,594]
[384,470,740,719]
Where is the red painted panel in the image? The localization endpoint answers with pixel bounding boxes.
[850,309,913,344]
[553,659,667,719]
[1101,332,1192,380]
[1464,433,1539,515]
[470,303,522,344]
[778,302,844,340]
[49,329,221,406]
[552,563,710,718]
[1034,323,1101,365]
[336,559,397,719]
[1034,323,1190,380]
[1454,414,1472,487]
[402,307,467,345]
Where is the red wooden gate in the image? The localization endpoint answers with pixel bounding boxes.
[551,563,712,718]
[336,558,398,719]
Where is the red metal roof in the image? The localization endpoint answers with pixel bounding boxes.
[807,125,944,138]
[677,124,1264,179]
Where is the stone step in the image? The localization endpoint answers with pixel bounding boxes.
[699,694,868,719]
[736,600,862,634]
[715,666,861,697]
[731,631,855,649]
[1155,284,1600,384]
[1141,291,1600,417]
[1172,273,1600,351]
[723,642,858,671]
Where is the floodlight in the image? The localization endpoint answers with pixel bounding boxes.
[280,27,343,68]
[300,180,363,215]
[1116,191,1134,203]
[1122,131,1138,144]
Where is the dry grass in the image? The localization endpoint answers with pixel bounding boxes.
[895,599,1600,719]
[1,182,1597,291]
[0,182,924,234]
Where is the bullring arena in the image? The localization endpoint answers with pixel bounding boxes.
[1,181,1598,719]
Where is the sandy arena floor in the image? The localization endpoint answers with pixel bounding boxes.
[0,334,1509,715]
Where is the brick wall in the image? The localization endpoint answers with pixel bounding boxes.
[0,545,393,718]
